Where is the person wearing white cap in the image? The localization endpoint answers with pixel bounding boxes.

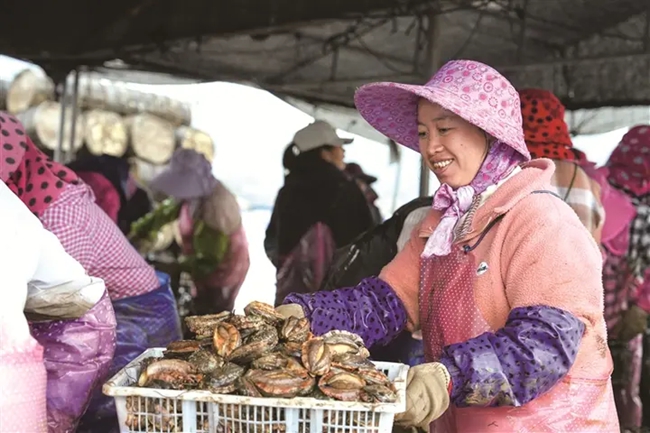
[265,120,376,303]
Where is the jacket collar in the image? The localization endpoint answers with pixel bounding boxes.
[418,159,556,242]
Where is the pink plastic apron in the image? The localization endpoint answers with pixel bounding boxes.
[0,339,47,432]
[419,245,619,432]
[610,335,644,429]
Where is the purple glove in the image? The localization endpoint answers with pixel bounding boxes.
[284,276,407,347]
[439,305,585,407]
[30,291,117,433]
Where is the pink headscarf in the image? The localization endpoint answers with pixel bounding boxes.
[607,125,650,198]
[76,172,121,223]
[0,112,79,217]
[425,141,524,256]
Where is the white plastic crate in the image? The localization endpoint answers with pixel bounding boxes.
[104,348,409,433]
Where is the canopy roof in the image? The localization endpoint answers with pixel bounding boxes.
[1,0,648,139]
[3,0,647,110]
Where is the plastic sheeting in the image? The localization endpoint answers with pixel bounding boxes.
[275,223,335,306]
[78,271,182,433]
[30,291,116,433]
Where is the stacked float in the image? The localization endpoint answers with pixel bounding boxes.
[3,69,214,185]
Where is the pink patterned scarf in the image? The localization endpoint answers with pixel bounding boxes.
[607,125,650,198]
[422,140,525,258]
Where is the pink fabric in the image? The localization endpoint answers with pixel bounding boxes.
[420,248,617,432]
[607,125,650,197]
[40,183,160,300]
[611,335,644,429]
[76,172,121,223]
[425,141,524,257]
[587,166,636,256]
[0,112,79,217]
[354,60,530,160]
[381,159,618,430]
[0,342,47,433]
[381,159,614,383]
[603,250,639,331]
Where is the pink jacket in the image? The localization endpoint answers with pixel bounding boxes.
[382,159,610,379]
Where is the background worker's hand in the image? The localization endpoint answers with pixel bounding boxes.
[275,303,305,319]
[395,362,451,429]
[613,304,648,342]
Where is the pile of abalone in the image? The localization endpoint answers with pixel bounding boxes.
[135,301,398,404]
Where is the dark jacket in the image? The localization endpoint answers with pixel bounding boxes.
[265,158,375,269]
[319,195,433,366]
[321,195,433,291]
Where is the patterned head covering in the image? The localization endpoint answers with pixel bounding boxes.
[354,60,528,257]
[345,162,377,184]
[150,148,219,200]
[519,88,576,161]
[607,125,650,197]
[0,111,79,217]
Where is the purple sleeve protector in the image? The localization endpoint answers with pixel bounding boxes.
[439,305,585,408]
[283,276,407,347]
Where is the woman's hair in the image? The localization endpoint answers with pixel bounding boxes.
[282,143,336,173]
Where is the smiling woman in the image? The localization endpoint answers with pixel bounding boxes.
[416,105,490,189]
[276,60,619,432]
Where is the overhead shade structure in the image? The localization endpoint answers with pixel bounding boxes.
[1,0,648,111]
[281,95,392,144]
[56,0,650,111]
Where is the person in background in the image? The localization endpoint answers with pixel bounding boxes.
[519,88,605,244]
[601,125,650,432]
[344,161,383,224]
[277,60,618,431]
[0,179,116,433]
[67,154,154,235]
[265,120,376,304]
[145,148,250,315]
[0,112,182,433]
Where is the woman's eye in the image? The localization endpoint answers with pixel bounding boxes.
[418,131,427,138]
[438,128,451,134]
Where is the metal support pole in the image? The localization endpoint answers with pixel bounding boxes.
[54,77,69,163]
[419,9,442,197]
[66,68,81,163]
[516,0,530,62]
[644,1,650,53]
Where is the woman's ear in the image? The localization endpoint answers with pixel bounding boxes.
[319,148,333,163]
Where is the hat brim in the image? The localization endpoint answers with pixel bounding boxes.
[360,174,378,184]
[354,81,530,160]
[339,137,354,145]
[149,170,213,200]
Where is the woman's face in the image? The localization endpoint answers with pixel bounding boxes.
[321,146,346,170]
[417,100,489,189]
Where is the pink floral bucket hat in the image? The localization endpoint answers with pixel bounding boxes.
[354,59,530,160]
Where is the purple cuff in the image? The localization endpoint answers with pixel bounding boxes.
[283,277,407,347]
[439,305,585,408]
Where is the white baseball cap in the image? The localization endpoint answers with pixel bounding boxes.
[293,120,353,153]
